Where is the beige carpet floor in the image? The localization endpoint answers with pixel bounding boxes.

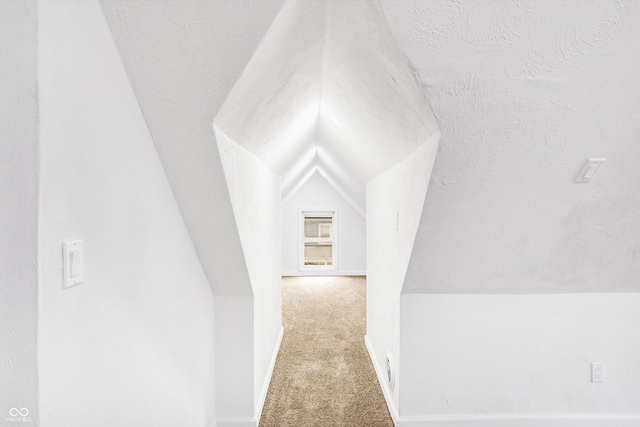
[259,276,394,427]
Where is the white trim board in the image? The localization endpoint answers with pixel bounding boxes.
[255,326,284,426]
[216,418,256,427]
[396,415,640,426]
[364,336,640,427]
[282,271,366,277]
[365,335,400,426]
[217,326,284,427]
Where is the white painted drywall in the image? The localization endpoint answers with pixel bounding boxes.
[37,1,215,426]
[0,0,39,422]
[383,0,640,294]
[216,127,283,420]
[215,0,325,175]
[101,0,286,297]
[318,0,439,185]
[103,0,640,297]
[214,296,254,422]
[282,171,366,275]
[213,0,438,216]
[400,293,640,418]
[366,136,440,412]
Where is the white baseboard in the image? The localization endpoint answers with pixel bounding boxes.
[364,335,399,426]
[398,414,640,426]
[282,271,366,277]
[216,413,640,427]
[364,336,640,427]
[254,326,284,426]
[216,417,256,427]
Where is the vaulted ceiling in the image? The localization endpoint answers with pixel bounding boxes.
[214,0,437,215]
[390,0,640,293]
[101,0,640,294]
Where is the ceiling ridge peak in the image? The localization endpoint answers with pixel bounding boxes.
[314,0,333,161]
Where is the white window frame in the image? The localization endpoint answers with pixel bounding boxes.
[299,209,338,271]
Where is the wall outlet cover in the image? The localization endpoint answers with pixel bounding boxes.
[385,351,395,390]
[591,362,604,383]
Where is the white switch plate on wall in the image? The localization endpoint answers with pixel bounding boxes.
[63,240,83,289]
[575,158,606,183]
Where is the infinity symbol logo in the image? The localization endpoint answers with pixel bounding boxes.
[9,408,28,417]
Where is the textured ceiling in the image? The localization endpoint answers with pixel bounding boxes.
[214,0,437,215]
[102,0,640,293]
[100,0,286,295]
[387,0,640,293]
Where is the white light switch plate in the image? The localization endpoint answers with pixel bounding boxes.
[63,240,83,289]
[575,158,606,183]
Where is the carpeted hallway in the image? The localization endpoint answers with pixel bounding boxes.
[259,276,393,427]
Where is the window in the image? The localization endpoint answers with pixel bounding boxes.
[300,210,336,270]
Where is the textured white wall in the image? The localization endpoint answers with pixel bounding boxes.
[384,0,640,295]
[51,1,640,425]
[400,293,640,422]
[37,1,215,425]
[319,0,439,185]
[215,0,325,173]
[282,172,366,275]
[214,296,254,423]
[100,0,285,298]
[366,137,440,413]
[0,0,39,422]
[101,0,640,296]
[216,127,283,421]
[214,0,439,213]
